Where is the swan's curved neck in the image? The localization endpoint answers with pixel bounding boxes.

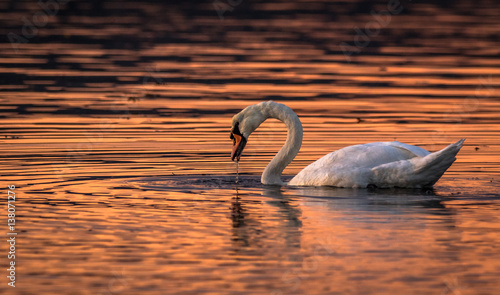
[261,104,303,185]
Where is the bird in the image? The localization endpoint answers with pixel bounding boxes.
[230,101,464,188]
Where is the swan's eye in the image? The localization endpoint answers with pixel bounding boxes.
[234,122,241,134]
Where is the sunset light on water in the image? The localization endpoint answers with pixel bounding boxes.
[1,0,500,294]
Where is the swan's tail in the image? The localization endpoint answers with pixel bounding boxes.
[371,139,465,188]
[411,138,465,186]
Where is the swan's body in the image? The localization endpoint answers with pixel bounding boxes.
[230,101,464,188]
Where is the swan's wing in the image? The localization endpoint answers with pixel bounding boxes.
[385,141,430,158]
[371,139,465,188]
[300,142,429,169]
[289,141,431,187]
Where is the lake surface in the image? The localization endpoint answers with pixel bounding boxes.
[1,0,500,294]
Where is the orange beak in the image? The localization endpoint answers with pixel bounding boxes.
[230,132,247,162]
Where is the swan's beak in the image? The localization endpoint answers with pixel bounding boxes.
[230,132,247,162]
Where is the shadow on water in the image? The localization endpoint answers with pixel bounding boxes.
[230,186,302,250]
[135,175,454,215]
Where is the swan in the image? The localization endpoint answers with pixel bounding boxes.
[230,101,465,188]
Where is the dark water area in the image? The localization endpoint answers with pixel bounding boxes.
[1,0,500,294]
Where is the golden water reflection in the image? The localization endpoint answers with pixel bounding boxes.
[1,0,500,294]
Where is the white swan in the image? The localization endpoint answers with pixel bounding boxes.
[230,101,465,188]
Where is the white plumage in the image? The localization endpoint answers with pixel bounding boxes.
[230,101,464,188]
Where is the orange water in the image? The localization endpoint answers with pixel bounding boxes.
[1,0,500,294]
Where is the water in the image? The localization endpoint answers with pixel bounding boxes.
[1,0,500,294]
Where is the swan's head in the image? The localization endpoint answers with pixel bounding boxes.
[230,102,268,162]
